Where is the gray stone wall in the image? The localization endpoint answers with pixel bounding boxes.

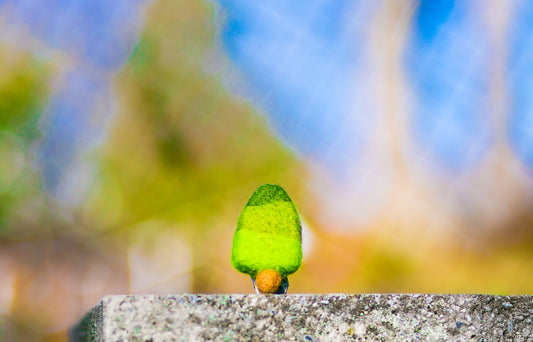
[71,294,533,341]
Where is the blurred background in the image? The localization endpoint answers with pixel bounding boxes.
[1,0,533,340]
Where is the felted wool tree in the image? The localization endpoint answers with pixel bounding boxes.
[231,184,302,294]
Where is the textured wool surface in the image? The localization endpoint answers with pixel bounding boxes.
[231,184,302,278]
[255,269,282,293]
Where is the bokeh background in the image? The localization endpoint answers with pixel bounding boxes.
[1,0,533,340]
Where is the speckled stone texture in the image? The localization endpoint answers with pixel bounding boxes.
[70,294,533,341]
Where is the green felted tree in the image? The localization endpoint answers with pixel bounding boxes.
[231,184,302,294]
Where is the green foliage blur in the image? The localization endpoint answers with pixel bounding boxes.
[0,47,51,231]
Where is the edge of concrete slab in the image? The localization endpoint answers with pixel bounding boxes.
[70,294,533,341]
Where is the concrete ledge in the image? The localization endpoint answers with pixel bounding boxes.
[71,294,533,341]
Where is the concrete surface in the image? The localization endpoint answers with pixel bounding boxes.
[70,294,533,341]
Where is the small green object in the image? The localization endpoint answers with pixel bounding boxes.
[231,184,302,279]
